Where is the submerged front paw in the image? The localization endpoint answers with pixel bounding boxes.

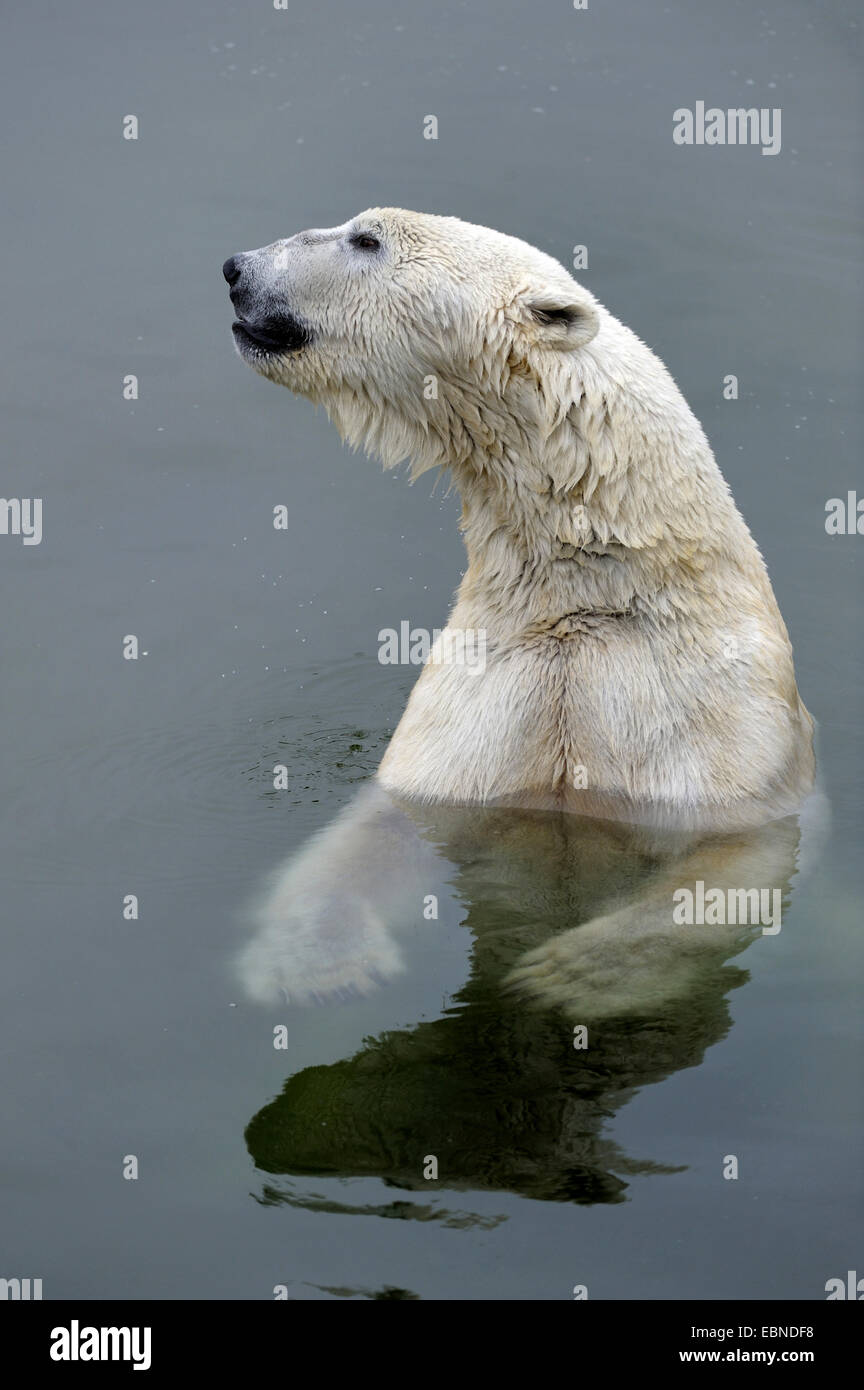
[236,892,405,1006]
[503,920,705,1019]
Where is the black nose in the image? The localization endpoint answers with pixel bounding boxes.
[222,256,243,287]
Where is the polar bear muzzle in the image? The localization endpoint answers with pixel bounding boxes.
[223,253,311,359]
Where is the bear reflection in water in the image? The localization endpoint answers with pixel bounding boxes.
[240,785,818,1208]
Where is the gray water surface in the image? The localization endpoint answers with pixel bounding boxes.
[1,0,861,1299]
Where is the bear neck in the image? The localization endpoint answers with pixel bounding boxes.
[451,458,747,637]
[324,332,768,638]
[435,354,761,637]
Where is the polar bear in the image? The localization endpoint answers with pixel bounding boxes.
[224,208,813,822]
[223,209,819,1010]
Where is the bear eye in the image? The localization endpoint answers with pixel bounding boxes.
[350,232,381,252]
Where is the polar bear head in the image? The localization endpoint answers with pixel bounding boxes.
[223,208,601,472]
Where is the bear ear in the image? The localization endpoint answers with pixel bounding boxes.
[523,293,600,351]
